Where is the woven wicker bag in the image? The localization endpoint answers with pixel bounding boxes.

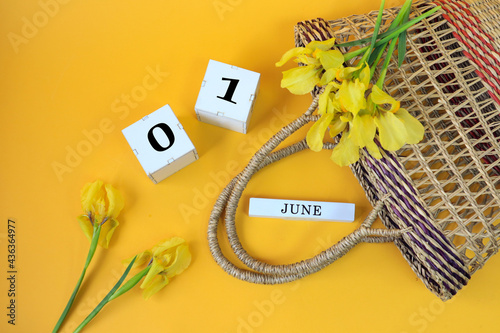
[208,0,500,300]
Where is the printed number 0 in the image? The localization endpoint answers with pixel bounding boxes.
[217,77,239,104]
[148,123,175,152]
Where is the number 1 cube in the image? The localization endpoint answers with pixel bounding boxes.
[195,60,260,134]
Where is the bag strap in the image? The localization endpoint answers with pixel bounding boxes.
[208,96,410,284]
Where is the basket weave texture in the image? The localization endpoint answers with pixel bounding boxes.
[295,0,500,300]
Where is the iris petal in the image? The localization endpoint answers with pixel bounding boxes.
[105,184,124,219]
[141,258,165,289]
[317,49,344,70]
[81,180,103,214]
[164,244,192,278]
[337,64,363,81]
[330,131,360,166]
[317,83,336,115]
[275,47,311,67]
[123,250,153,268]
[152,237,187,256]
[358,63,371,88]
[338,79,366,115]
[328,116,347,138]
[365,140,382,159]
[306,37,336,51]
[99,218,119,249]
[370,85,400,112]
[94,198,106,224]
[306,113,334,152]
[320,68,336,86]
[281,66,321,95]
[295,54,318,66]
[142,275,169,300]
[395,108,425,144]
[375,111,407,151]
[349,113,376,148]
[77,215,93,242]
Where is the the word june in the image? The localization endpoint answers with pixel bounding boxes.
[249,198,355,222]
[280,203,322,216]
[122,104,198,184]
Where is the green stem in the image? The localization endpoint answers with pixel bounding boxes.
[53,224,101,333]
[376,36,399,88]
[344,5,441,61]
[368,0,412,79]
[73,258,150,333]
[359,0,386,65]
[369,43,387,79]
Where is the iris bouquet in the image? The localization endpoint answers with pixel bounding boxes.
[276,0,440,165]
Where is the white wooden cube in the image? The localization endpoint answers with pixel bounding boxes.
[122,104,198,184]
[194,59,260,134]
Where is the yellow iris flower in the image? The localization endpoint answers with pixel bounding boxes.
[77,180,124,249]
[306,82,345,152]
[276,37,344,95]
[128,237,192,300]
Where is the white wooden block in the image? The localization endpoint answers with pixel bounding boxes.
[194,59,260,134]
[248,198,355,222]
[122,104,198,184]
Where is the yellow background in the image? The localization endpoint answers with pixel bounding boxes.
[1,0,500,332]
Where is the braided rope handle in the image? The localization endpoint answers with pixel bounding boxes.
[207,95,410,284]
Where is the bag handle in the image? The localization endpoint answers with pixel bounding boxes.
[208,95,410,284]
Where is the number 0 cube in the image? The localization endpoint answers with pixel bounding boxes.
[195,60,260,134]
[122,104,198,184]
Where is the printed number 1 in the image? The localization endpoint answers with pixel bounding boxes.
[217,77,239,104]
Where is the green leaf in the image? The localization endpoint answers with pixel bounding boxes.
[377,5,440,47]
[397,1,412,67]
[344,5,441,61]
[336,0,410,49]
[109,265,151,301]
[335,29,392,49]
[388,0,412,30]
